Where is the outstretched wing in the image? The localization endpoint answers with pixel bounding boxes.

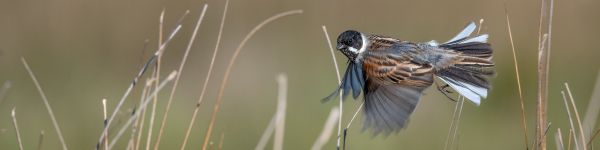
[322,61,365,101]
[361,48,434,135]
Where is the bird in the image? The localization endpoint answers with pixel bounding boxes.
[324,22,495,135]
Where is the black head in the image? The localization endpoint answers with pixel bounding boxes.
[336,30,364,60]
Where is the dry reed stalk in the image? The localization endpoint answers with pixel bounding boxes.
[536,32,549,150]
[536,0,554,148]
[341,102,364,149]
[11,108,24,150]
[345,103,363,130]
[145,9,190,150]
[153,5,208,150]
[21,57,68,150]
[587,129,600,147]
[450,96,465,150]
[504,6,530,149]
[107,71,178,149]
[180,1,229,149]
[444,96,462,150]
[476,19,484,34]
[273,74,288,150]
[569,129,573,150]
[320,25,344,150]
[102,99,109,150]
[145,71,158,150]
[536,0,547,148]
[145,8,167,150]
[134,79,155,150]
[255,74,290,150]
[565,83,587,150]
[255,115,276,150]
[557,128,565,150]
[37,130,45,150]
[562,91,580,150]
[96,12,186,148]
[200,10,303,150]
[583,71,600,141]
[311,107,340,150]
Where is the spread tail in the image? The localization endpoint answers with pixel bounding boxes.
[438,22,495,105]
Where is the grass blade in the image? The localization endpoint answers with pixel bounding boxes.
[37,130,45,150]
[153,5,208,150]
[582,71,600,140]
[562,90,580,150]
[102,99,109,150]
[21,57,68,150]
[96,14,185,148]
[273,74,288,150]
[11,108,24,150]
[320,25,344,150]
[180,1,229,149]
[311,107,340,150]
[255,115,276,150]
[504,5,529,149]
[557,128,565,150]
[565,83,587,150]
[200,9,303,150]
[107,71,178,149]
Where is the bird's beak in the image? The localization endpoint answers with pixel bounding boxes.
[336,44,345,50]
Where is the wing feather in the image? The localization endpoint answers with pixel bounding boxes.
[361,48,434,135]
[363,74,433,135]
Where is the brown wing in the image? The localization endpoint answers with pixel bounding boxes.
[362,51,434,87]
[361,49,435,135]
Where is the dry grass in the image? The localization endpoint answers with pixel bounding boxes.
[565,83,587,150]
[11,108,24,150]
[273,74,288,150]
[319,25,345,150]
[562,90,579,150]
[444,96,465,150]
[311,107,340,150]
[10,2,306,150]
[536,0,554,148]
[21,57,68,150]
[588,129,600,147]
[180,1,228,149]
[504,5,529,149]
[146,8,192,150]
[102,98,109,150]
[255,114,276,150]
[254,74,290,150]
[556,128,565,150]
[96,10,186,148]
[133,79,156,150]
[152,4,208,150]
[36,131,45,150]
[8,0,600,149]
[583,71,600,143]
[199,9,303,150]
[107,71,178,149]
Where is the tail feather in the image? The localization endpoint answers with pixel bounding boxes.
[437,23,495,105]
[445,42,493,58]
[444,22,477,44]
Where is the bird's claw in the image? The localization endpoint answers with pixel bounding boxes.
[436,83,457,102]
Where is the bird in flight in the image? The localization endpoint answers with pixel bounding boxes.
[324,22,495,135]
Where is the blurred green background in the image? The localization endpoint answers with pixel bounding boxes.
[1,0,599,149]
